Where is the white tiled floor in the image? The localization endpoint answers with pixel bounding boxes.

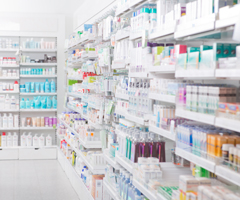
[0,160,80,200]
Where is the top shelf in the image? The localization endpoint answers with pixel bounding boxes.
[20,49,57,53]
[20,63,57,66]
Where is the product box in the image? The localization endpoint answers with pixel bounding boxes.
[179,175,199,193]
[84,24,92,32]
[91,175,104,200]
[187,52,199,70]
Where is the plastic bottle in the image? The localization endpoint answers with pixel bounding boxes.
[27,132,32,146]
[46,134,52,146]
[45,79,50,93]
[13,132,18,146]
[47,97,52,109]
[10,96,16,109]
[33,134,39,146]
[20,98,26,109]
[26,98,31,109]
[39,134,45,146]
[139,132,149,158]
[2,113,7,128]
[50,79,56,93]
[147,132,157,157]
[131,132,140,163]
[5,94,10,109]
[134,189,142,200]
[8,113,13,128]
[1,132,6,147]
[21,132,27,146]
[7,132,12,147]
[127,175,134,200]
[14,81,19,92]
[122,173,130,199]
[120,171,127,198]
[155,135,166,162]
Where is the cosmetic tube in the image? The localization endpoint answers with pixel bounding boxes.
[32,117,36,127]
[21,117,26,127]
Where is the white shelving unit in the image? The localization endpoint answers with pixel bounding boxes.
[20,63,57,66]
[133,180,157,200]
[0,77,19,80]
[149,126,176,141]
[20,75,57,78]
[20,127,55,130]
[20,49,57,52]
[103,149,121,170]
[20,92,57,96]
[148,93,176,104]
[0,91,19,94]
[115,93,129,100]
[115,153,134,174]
[20,109,57,112]
[103,179,120,200]
[0,65,19,68]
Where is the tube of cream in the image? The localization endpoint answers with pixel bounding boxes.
[40,83,44,93]
[26,117,31,127]
[32,117,36,127]
[35,82,40,93]
[31,82,35,93]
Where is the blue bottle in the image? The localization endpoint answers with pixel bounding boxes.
[127,175,134,200]
[45,79,50,93]
[50,79,56,93]
[122,173,130,200]
[47,97,52,109]
[20,98,26,109]
[52,96,57,109]
[134,189,142,200]
[26,98,30,109]
[30,100,35,109]
[120,171,126,198]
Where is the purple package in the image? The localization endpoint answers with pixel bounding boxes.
[53,117,57,126]
[49,117,53,127]
[44,117,49,127]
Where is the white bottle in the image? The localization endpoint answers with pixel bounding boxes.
[27,132,32,146]
[10,96,15,109]
[1,132,6,147]
[39,134,45,147]
[46,134,52,146]
[7,132,12,147]
[21,132,27,147]
[14,115,18,128]
[8,113,13,128]
[33,134,39,147]
[13,132,18,147]
[2,113,7,128]
[5,94,10,109]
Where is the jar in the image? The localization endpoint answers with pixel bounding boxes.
[47,56,52,63]
[52,56,57,63]
[7,57,12,65]
[12,57,16,65]
[2,57,7,65]
[30,59,35,63]
[39,59,44,63]
[35,59,39,63]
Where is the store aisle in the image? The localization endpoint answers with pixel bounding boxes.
[0,160,80,200]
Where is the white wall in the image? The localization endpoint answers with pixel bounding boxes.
[73,0,117,31]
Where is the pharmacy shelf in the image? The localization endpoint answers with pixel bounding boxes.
[0,146,57,150]
[115,93,129,100]
[129,72,149,78]
[0,48,18,52]
[20,127,55,130]
[175,147,215,173]
[67,92,82,98]
[88,120,104,129]
[215,166,240,187]
[0,127,19,130]
[0,109,19,112]
[149,65,175,73]
[0,65,19,68]
[115,0,146,16]
[215,117,240,133]
[215,15,238,29]
[175,108,215,125]
[20,75,57,78]
[174,15,216,39]
[115,153,134,174]
[215,69,240,78]
[133,179,157,200]
[20,93,57,96]
[0,77,19,80]
[103,179,120,200]
[129,31,142,41]
[103,149,121,170]
[20,63,57,66]
[68,34,95,50]
[59,118,102,149]
[20,49,57,52]
[175,70,215,79]
[58,148,94,200]
[67,76,83,80]
[20,109,57,112]
[63,136,105,174]
[0,91,19,94]
[149,126,176,141]
[148,93,176,104]
[149,26,175,41]
[115,109,148,126]
[112,60,128,69]
[67,106,88,119]
[115,31,130,41]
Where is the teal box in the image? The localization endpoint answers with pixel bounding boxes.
[230,44,237,57]
[213,43,223,61]
[223,43,231,58]
[177,53,187,70]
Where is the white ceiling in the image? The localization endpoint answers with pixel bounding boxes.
[0,0,85,14]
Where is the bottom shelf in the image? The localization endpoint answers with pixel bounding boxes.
[103,178,120,200]
[57,148,94,200]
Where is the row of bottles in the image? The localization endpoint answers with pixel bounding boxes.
[21,132,52,147]
[0,132,18,147]
[0,95,19,110]
[118,127,166,163]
